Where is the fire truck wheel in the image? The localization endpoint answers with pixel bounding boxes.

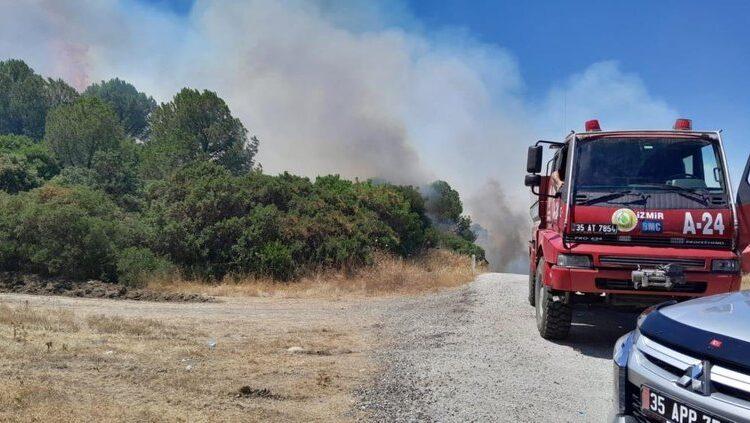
[535,261,571,340]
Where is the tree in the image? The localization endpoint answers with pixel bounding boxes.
[143,88,258,178]
[84,78,156,139]
[456,215,477,242]
[0,60,78,140]
[422,180,479,244]
[424,180,463,223]
[44,96,124,168]
[0,60,48,139]
[0,134,59,181]
[0,135,59,193]
[89,139,142,200]
[46,78,80,110]
[0,154,40,193]
[52,138,144,211]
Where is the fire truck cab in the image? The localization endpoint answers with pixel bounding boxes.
[524,118,750,340]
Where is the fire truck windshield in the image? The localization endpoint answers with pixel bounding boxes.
[574,137,725,194]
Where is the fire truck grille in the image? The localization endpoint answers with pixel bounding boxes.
[595,279,707,293]
[598,256,706,269]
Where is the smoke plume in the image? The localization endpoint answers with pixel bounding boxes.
[468,180,528,272]
[0,0,679,271]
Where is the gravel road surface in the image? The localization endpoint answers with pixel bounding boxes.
[358,272,640,423]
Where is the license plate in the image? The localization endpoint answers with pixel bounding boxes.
[641,386,730,423]
[572,223,618,234]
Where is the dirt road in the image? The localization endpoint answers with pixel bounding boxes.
[0,273,638,422]
[359,273,640,422]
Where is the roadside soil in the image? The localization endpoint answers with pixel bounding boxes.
[0,272,211,302]
[0,293,378,422]
[0,272,641,422]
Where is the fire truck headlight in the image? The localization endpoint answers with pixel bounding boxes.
[711,259,740,273]
[556,254,592,269]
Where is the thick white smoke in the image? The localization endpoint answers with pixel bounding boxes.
[0,0,679,271]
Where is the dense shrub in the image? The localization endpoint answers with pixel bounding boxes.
[145,163,432,280]
[0,162,484,284]
[0,184,156,282]
[0,135,58,179]
[0,154,41,193]
[0,135,59,194]
[51,139,143,210]
[116,247,174,287]
[427,228,485,262]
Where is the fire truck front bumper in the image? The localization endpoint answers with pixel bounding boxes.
[545,245,741,298]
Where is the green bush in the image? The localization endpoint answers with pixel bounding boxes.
[257,241,295,281]
[116,247,174,287]
[0,154,41,193]
[0,165,484,283]
[51,139,143,210]
[0,184,149,282]
[427,227,485,262]
[144,162,430,280]
[0,135,59,193]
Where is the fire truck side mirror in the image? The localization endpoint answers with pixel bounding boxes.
[524,174,541,188]
[526,145,543,173]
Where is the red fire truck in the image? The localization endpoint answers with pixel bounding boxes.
[524,118,750,340]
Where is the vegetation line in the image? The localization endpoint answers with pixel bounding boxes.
[0,59,485,288]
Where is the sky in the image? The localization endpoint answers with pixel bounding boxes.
[1,0,748,270]
[407,0,750,178]
[139,0,750,179]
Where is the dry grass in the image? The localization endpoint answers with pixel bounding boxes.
[0,303,78,333]
[14,247,739,420]
[0,249,477,421]
[743,274,749,290]
[147,249,478,299]
[0,298,371,422]
[86,315,179,338]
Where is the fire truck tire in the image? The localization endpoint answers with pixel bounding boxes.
[535,261,571,340]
